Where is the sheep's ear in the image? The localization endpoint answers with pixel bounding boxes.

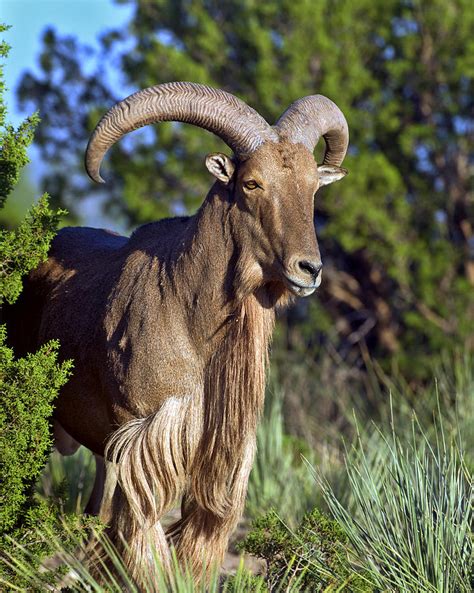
[318,165,348,187]
[206,153,235,185]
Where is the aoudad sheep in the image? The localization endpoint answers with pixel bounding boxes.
[7,82,349,587]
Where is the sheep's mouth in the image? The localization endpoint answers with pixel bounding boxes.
[283,274,320,297]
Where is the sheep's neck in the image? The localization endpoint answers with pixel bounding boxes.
[178,185,274,357]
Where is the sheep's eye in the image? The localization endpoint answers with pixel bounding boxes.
[243,179,260,190]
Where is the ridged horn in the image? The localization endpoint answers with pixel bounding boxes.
[274,95,349,166]
[85,82,278,183]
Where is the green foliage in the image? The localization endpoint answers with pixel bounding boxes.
[244,353,473,593]
[241,508,373,592]
[0,23,73,589]
[315,413,473,592]
[224,566,268,593]
[0,112,39,210]
[0,24,65,305]
[0,25,39,209]
[39,447,96,515]
[0,508,98,592]
[0,164,38,229]
[0,526,265,593]
[0,329,72,533]
[0,193,65,304]
[2,351,472,591]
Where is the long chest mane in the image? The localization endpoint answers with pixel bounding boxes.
[205,295,275,438]
[187,293,275,515]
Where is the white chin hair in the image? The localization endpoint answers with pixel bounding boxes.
[293,285,316,297]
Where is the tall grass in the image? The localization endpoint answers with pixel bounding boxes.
[0,523,298,592]
[312,406,472,592]
[246,385,317,525]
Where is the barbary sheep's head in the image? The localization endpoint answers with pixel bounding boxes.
[85,82,348,297]
[205,141,346,297]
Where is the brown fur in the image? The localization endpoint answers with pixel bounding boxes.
[5,140,346,587]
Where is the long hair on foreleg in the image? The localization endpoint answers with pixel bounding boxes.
[100,394,202,585]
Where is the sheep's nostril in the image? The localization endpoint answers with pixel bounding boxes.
[298,260,322,279]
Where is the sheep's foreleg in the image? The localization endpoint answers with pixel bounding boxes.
[168,437,256,581]
[97,397,196,589]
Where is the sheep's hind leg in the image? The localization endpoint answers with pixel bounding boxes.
[167,500,238,582]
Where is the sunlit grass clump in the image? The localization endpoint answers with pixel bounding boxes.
[314,408,473,592]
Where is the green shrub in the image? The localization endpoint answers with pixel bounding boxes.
[0,192,64,305]
[0,331,72,533]
[241,508,373,592]
[0,509,98,591]
[0,23,74,589]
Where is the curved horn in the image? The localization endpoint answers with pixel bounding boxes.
[274,95,349,166]
[85,82,278,183]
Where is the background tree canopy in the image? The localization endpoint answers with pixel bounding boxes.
[16,0,474,381]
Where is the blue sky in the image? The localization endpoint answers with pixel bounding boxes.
[1,1,133,227]
[2,0,132,126]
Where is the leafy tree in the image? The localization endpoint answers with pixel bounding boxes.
[16,0,474,380]
[0,24,75,589]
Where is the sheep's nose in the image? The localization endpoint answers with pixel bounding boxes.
[298,260,322,281]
